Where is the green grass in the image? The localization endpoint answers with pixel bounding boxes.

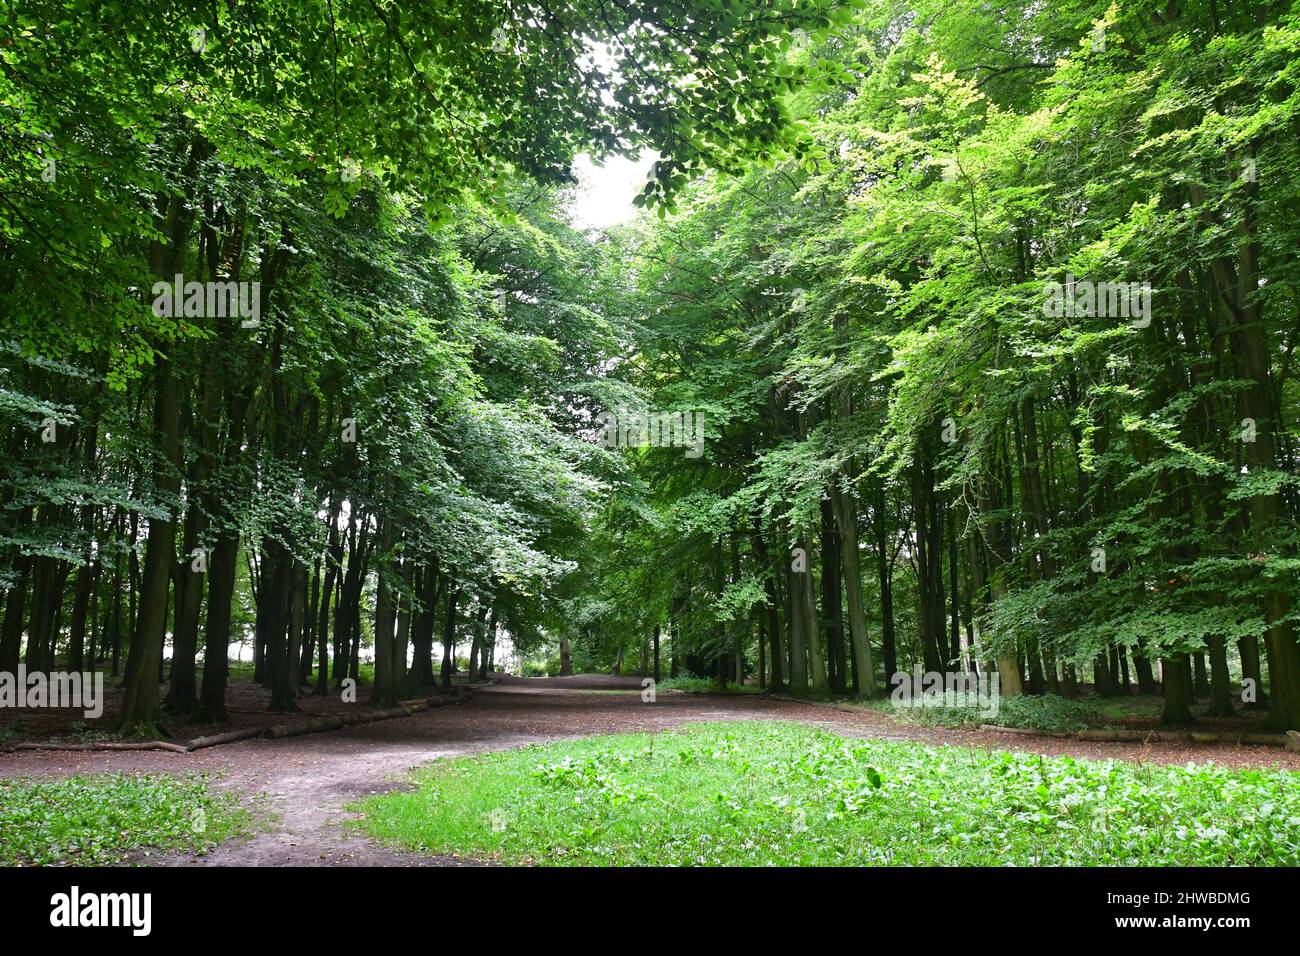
[0,772,258,865]
[864,693,1095,733]
[864,691,1242,733]
[1087,695,1168,723]
[655,675,760,694]
[570,688,643,695]
[351,720,1300,866]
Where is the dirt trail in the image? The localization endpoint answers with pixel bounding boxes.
[3,678,1296,866]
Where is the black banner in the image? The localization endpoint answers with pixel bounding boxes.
[0,865,1278,941]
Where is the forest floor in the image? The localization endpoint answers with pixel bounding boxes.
[2,674,1297,866]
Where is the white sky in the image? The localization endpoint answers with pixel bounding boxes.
[567,150,658,230]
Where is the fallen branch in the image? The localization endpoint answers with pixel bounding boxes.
[185,727,266,751]
[266,715,351,739]
[978,724,1073,739]
[4,740,190,754]
[1076,729,1160,742]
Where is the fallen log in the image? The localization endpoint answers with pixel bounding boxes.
[266,715,350,739]
[1242,732,1289,747]
[1076,729,1165,742]
[1194,731,1290,748]
[184,727,266,751]
[978,724,1073,739]
[369,705,413,720]
[5,740,191,754]
[264,702,425,739]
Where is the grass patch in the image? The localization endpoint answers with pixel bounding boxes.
[0,772,258,865]
[1087,695,1168,723]
[571,689,642,695]
[868,693,1094,734]
[655,675,759,694]
[352,721,1300,866]
[868,692,1238,733]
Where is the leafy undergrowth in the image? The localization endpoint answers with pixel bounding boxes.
[1087,695,1177,724]
[0,772,257,865]
[352,721,1300,866]
[655,675,759,694]
[876,694,1095,734]
[870,692,1260,734]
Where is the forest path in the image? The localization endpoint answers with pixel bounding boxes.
[3,678,1296,865]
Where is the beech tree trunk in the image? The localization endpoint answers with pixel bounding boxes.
[831,483,877,698]
[440,585,459,689]
[1161,654,1195,726]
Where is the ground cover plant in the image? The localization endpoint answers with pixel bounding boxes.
[354,721,1300,866]
[0,772,256,865]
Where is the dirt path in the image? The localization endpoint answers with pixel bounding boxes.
[3,676,1297,866]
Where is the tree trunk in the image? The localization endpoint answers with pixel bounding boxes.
[752,526,784,691]
[873,484,898,683]
[116,361,182,736]
[786,556,808,695]
[262,540,297,713]
[67,563,92,672]
[117,141,202,733]
[313,508,342,695]
[333,513,363,686]
[652,623,661,684]
[798,536,827,694]
[1196,172,1300,731]
[409,558,439,689]
[287,561,307,695]
[108,550,124,677]
[440,586,459,689]
[194,526,238,722]
[301,556,321,684]
[393,558,414,687]
[165,499,206,716]
[947,503,961,669]
[0,554,31,675]
[1191,652,1210,699]
[468,602,487,681]
[1134,650,1159,696]
[1206,634,1235,718]
[1160,655,1195,726]
[370,518,399,706]
[480,615,496,680]
[1238,636,1266,709]
[1093,651,1117,697]
[831,483,876,698]
[819,499,846,693]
